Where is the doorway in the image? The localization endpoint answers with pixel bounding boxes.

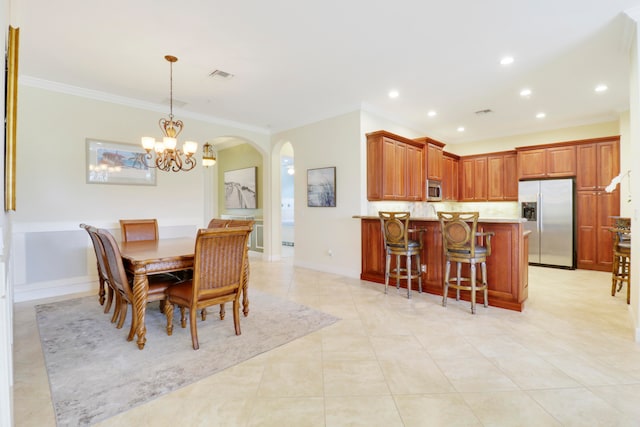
[280,142,294,258]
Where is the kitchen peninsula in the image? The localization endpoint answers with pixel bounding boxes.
[356,216,529,311]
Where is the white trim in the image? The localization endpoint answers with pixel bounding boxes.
[19,76,270,135]
[13,276,98,302]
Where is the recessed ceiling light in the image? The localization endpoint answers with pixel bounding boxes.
[457,126,465,132]
[388,90,399,98]
[536,112,546,119]
[520,88,532,97]
[500,56,514,66]
[427,110,437,117]
[595,84,608,93]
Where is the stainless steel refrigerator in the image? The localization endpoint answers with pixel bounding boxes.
[519,179,575,268]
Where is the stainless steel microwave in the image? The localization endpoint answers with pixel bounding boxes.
[427,180,442,201]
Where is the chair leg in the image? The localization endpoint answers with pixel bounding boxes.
[455,262,462,301]
[612,253,620,296]
[384,251,391,295]
[97,267,105,306]
[470,262,477,314]
[165,302,174,336]
[201,308,208,321]
[219,304,226,320]
[481,261,488,308]
[443,259,451,307]
[117,302,127,329]
[104,286,114,314]
[189,308,200,350]
[233,299,241,335]
[180,307,187,328]
[126,307,137,342]
[395,254,401,292]
[406,254,412,299]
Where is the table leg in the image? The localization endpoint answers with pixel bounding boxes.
[132,272,149,350]
[242,261,250,317]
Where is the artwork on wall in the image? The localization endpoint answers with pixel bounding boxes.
[5,26,19,211]
[86,139,156,185]
[307,167,336,207]
[224,166,257,209]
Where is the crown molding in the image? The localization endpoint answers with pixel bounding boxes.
[19,76,271,135]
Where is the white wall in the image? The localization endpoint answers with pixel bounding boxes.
[13,84,270,301]
[272,111,362,277]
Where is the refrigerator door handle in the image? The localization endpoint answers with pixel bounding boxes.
[538,192,543,232]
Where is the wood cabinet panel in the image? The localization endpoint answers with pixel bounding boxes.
[576,191,619,271]
[517,146,575,179]
[488,155,504,201]
[406,143,424,201]
[504,153,518,200]
[596,142,619,189]
[546,145,576,177]
[427,144,444,181]
[517,149,546,179]
[442,154,459,201]
[461,156,487,201]
[367,131,424,201]
[576,143,598,191]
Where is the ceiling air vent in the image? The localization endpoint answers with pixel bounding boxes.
[475,109,493,115]
[209,69,234,80]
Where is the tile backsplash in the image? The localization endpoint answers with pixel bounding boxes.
[368,201,520,219]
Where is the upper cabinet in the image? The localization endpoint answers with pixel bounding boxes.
[414,137,445,182]
[460,155,488,201]
[576,137,620,191]
[488,151,518,201]
[366,130,424,201]
[517,145,576,179]
[442,152,459,201]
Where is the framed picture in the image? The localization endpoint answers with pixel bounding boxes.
[86,139,156,186]
[307,167,336,207]
[224,166,257,209]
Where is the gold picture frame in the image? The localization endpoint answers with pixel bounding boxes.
[5,26,19,211]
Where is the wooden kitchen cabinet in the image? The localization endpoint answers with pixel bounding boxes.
[576,137,620,191]
[575,137,620,271]
[488,151,517,201]
[461,155,487,201]
[517,145,576,179]
[442,152,459,201]
[576,190,619,271]
[366,130,424,201]
[414,137,445,183]
[358,217,528,311]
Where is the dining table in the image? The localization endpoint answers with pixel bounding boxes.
[119,237,251,350]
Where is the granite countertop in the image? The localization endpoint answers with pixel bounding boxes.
[353,215,527,224]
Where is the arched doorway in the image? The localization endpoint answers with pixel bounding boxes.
[280,142,294,258]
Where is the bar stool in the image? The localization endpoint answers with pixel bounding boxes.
[378,211,423,299]
[611,224,631,305]
[438,211,494,314]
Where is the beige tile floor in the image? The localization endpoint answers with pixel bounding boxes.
[12,255,640,426]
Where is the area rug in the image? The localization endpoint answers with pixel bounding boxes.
[36,291,339,426]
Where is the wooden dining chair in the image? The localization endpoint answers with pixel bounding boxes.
[119,218,159,242]
[205,218,255,319]
[163,226,252,350]
[80,223,117,318]
[96,228,181,341]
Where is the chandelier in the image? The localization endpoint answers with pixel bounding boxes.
[141,55,198,172]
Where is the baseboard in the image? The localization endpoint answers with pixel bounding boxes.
[14,276,98,303]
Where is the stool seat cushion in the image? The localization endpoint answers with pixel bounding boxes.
[386,240,421,249]
[617,242,631,250]
[447,246,488,256]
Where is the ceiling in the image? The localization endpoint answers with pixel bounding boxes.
[12,0,640,144]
